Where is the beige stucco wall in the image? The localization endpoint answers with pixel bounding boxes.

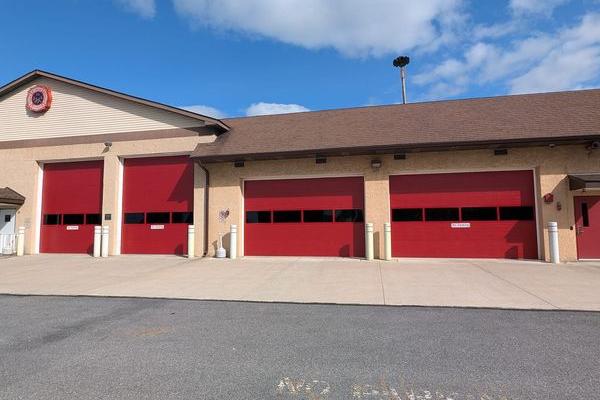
[203,145,600,262]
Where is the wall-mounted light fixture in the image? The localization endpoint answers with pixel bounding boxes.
[371,159,382,169]
[494,148,508,156]
[394,153,406,160]
[234,160,245,168]
[103,141,112,153]
[586,141,600,151]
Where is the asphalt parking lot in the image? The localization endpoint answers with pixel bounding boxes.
[1,295,599,399]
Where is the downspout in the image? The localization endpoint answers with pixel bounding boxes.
[197,162,210,257]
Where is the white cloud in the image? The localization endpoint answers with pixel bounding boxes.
[509,13,600,93]
[509,0,568,16]
[472,21,521,40]
[113,1,599,102]
[245,102,309,116]
[414,12,600,97]
[182,102,311,118]
[172,0,465,57]
[182,104,227,119]
[115,0,156,18]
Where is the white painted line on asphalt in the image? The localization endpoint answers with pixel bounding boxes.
[275,377,514,399]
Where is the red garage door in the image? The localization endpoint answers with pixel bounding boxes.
[122,156,193,255]
[390,170,538,259]
[244,177,365,257]
[41,160,104,253]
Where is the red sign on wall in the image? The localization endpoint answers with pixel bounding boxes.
[26,85,52,113]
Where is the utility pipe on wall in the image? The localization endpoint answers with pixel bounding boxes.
[197,163,210,257]
[229,224,237,260]
[365,223,374,261]
[101,225,109,258]
[93,226,101,258]
[547,221,560,263]
[383,222,392,261]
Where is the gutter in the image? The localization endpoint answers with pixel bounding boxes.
[192,134,600,163]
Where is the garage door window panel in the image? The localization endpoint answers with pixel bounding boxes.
[63,214,84,225]
[146,212,170,224]
[425,208,459,221]
[273,210,302,223]
[335,209,364,222]
[125,213,145,224]
[85,214,101,225]
[499,206,534,220]
[172,212,193,224]
[304,210,333,223]
[461,207,498,221]
[246,211,272,224]
[43,214,61,225]
[392,208,423,222]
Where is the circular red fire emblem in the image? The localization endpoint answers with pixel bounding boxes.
[26,85,52,113]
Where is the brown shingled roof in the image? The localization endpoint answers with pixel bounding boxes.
[192,88,600,162]
[0,187,25,205]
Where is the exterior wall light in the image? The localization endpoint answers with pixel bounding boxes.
[234,160,245,168]
[494,148,508,156]
[315,156,327,164]
[394,153,406,160]
[371,159,382,169]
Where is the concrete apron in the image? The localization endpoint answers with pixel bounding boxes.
[1,254,599,311]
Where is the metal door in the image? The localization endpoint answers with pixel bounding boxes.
[574,196,600,259]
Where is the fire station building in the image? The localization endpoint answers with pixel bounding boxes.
[1,70,599,261]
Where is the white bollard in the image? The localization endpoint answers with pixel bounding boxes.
[548,221,560,264]
[383,222,392,261]
[101,225,109,258]
[229,224,237,260]
[93,226,101,257]
[187,225,195,258]
[365,223,374,261]
[16,227,25,256]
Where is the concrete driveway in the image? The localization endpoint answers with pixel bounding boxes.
[1,255,599,311]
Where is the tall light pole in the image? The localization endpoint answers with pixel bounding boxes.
[393,56,410,104]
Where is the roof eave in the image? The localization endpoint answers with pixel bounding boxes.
[569,174,600,190]
[192,135,600,163]
[0,187,26,206]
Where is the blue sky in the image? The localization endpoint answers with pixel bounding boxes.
[1,0,599,118]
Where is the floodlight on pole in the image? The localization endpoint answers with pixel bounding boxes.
[393,56,410,104]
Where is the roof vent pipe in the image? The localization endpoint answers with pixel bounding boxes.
[393,56,410,104]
